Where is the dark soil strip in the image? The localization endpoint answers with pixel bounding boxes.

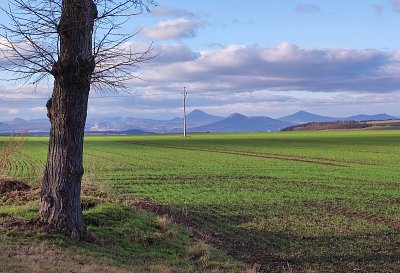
[131,198,285,273]
[0,178,31,194]
[309,202,400,229]
[124,141,350,167]
[101,174,284,183]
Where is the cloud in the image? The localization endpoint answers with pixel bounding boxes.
[372,4,384,15]
[7,108,20,115]
[153,44,200,64]
[392,0,400,12]
[31,106,46,113]
[232,18,254,25]
[139,42,399,94]
[152,6,196,18]
[295,4,321,14]
[0,83,51,99]
[2,43,400,120]
[142,17,199,40]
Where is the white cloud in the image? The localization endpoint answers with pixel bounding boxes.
[140,42,396,94]
[8,108,20,115]
[142,17,199,40]
[295,4,321,14]
[31,106,46,113]
[0,84,51,99]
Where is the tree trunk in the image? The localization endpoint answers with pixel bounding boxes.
[39,0,97,240]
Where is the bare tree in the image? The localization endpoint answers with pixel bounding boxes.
[0,0,156,240]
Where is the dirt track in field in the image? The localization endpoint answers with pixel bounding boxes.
[124,141,354,167]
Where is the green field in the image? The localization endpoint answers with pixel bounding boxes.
[2,130,400,272]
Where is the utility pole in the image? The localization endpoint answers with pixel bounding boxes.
[183,87,188,137]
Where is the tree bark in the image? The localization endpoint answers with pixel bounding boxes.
[39,0,97,240]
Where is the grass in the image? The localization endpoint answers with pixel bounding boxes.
[0,185,245,273]
[1,130,400,272]
[0,137,245,273]
[0,134,26,177]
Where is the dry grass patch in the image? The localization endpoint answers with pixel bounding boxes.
[0,242,140,273]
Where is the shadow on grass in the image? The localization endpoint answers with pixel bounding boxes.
[180,203,400,273]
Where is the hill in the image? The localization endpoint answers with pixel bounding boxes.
[279,111,338,124]
[343,113,398,121]
[0,122,11,132]
[192,113,292,132]
[1,118,49,134]
[186,109,224,124]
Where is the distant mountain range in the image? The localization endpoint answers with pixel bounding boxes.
[0,110,398,135]
[278,111,398,124]
[86,109,225,134]
[0,122,11,132]
[192,113,291,133]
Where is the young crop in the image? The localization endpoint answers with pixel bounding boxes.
[4,131,400,273]
[0,135,26,177]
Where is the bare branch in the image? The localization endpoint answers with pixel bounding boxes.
[0,0,60,84]
[0,0,157,91]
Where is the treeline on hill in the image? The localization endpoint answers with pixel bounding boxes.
[282,121,370,131]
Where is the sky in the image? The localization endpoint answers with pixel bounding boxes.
[1,0,400,121]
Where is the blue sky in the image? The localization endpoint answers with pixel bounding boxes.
[1,0,400,121]
[144,0,399,50]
